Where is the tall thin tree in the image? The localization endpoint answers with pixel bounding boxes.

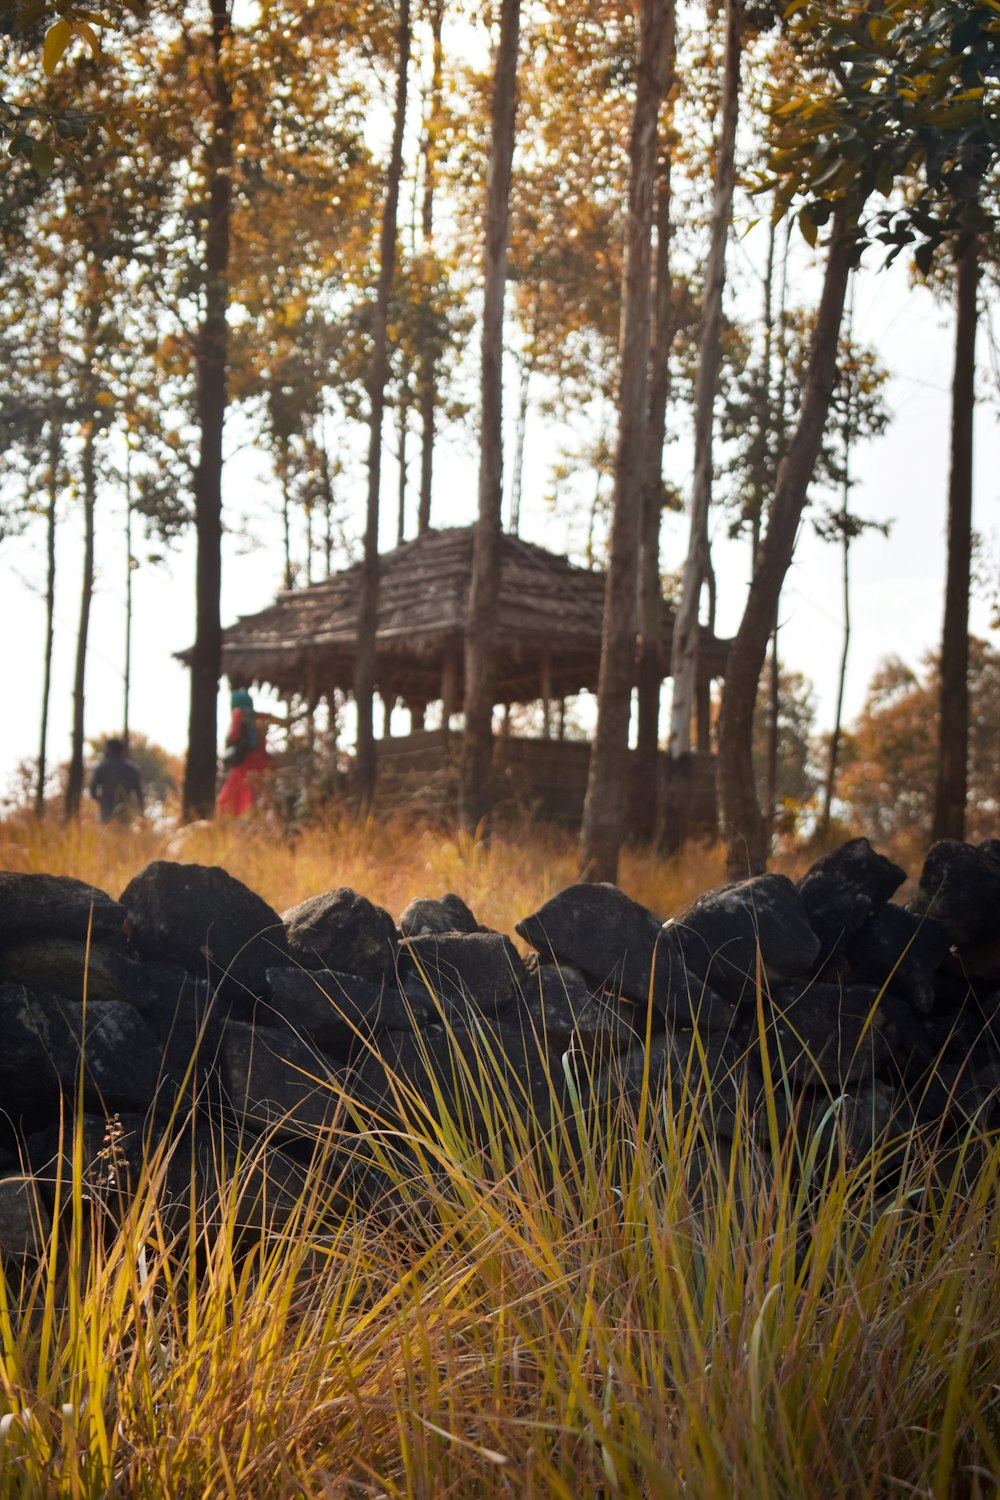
[418,0,444,535]
[579,0,670,883]
[354,0,411,813]
[662,0,743,852]
[459,0,520,833]
[633,0,677,837]
[932,234,979,842]
[182,0,234,820]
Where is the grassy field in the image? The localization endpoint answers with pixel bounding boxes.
[0,811,996,1498]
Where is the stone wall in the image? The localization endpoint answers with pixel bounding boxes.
[0,836,998,1254]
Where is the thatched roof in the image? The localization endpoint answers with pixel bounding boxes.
[202,526,730,705]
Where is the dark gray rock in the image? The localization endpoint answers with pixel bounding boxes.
[263,966,433,1059]
[0,871,125,945]
[515,883,732,1031]
[397,893,481,938]
[979,839,1000,874]
[797,839,906,962]
[218,1020,339,1139]
[844,904,949,1016]
[23,1112,153,1209]
[516,963,647,1054]
[0,1176,50,1257]
[0,937,145,1007]
[400,931,529,1018]
[282,888,397,980]
[162,1120,316,1244]
[121,861,289,998]
[947,931,1000,989]
[874,991,944,1084]
[132,961,225,1112]
[341,1020,568,1137]
[758,982,889,1089]
[595,1026,750,1139]
[907,840,1000,947]
[670,873,820,999]
[0,982,164,1128]
[907,1046,1000,1132]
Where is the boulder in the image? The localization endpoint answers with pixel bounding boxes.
[121,861,289,997]
[132,961,225,1112]
[282,888,397,980]
[0,1177,51,1258]
[797,838,906,961]
[907,840,1000,947]
[263,966,433,1059]
[342,1019,567,1137]
[516,883,732,1030]
[757,982,889,1089]
[0,982,164,1128]
[844,904,950,1016]
[0,871,125,945]
[670,873,820,999]
[400,931,529,1017]
[397,893,482,938]
[516,963,648,1055]
[23,1112,153,1210]
[218,1021,340,1140]
[0,937,145,1008]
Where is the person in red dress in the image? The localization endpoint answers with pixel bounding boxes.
[217,688,274,816]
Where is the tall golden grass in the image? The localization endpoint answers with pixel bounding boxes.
[0,809,995,1497]
[0,806,735,929]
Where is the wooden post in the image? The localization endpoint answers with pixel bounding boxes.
[696,673,712,753]
[541,651,553,739]
[441,645,457,730]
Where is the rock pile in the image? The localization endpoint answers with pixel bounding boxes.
[0,836,998,1253]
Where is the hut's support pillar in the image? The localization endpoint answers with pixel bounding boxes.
[441,646,458,731]
[541,651,553,739]
[381,694,394,739]
[408,701,427,734]
[696,675,712,754]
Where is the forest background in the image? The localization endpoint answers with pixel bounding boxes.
[1,0,998,857]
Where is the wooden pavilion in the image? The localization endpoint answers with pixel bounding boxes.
[213,525,730,830]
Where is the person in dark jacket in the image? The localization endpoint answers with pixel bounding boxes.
[89,738,144,823]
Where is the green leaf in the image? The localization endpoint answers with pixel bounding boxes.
[799,205,818,246]
[875,160,895,197]
[42,19,72,76]
[913,240,935,277]
[30,141,55,177]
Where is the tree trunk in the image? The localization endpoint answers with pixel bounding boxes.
[763,628,779,834]
[417,0,443,536]
[663,0,741,853]
[508,346,531,535]
[182,0,233,821]
[717,201,856,877]
[396,388,408,545]
[124,441,133,744]
[932,235,978,842]
[35,420,59,820]
[579,0,669,883]
[354,0,410,814]
[634,0,676,840]
[820,381,854,836]
[280,441,293,589]
[65,421,96,820]
[459,0,520,834]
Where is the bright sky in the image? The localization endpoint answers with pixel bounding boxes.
[0,238,996,808]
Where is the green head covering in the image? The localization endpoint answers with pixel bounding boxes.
[230,688,258,751]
